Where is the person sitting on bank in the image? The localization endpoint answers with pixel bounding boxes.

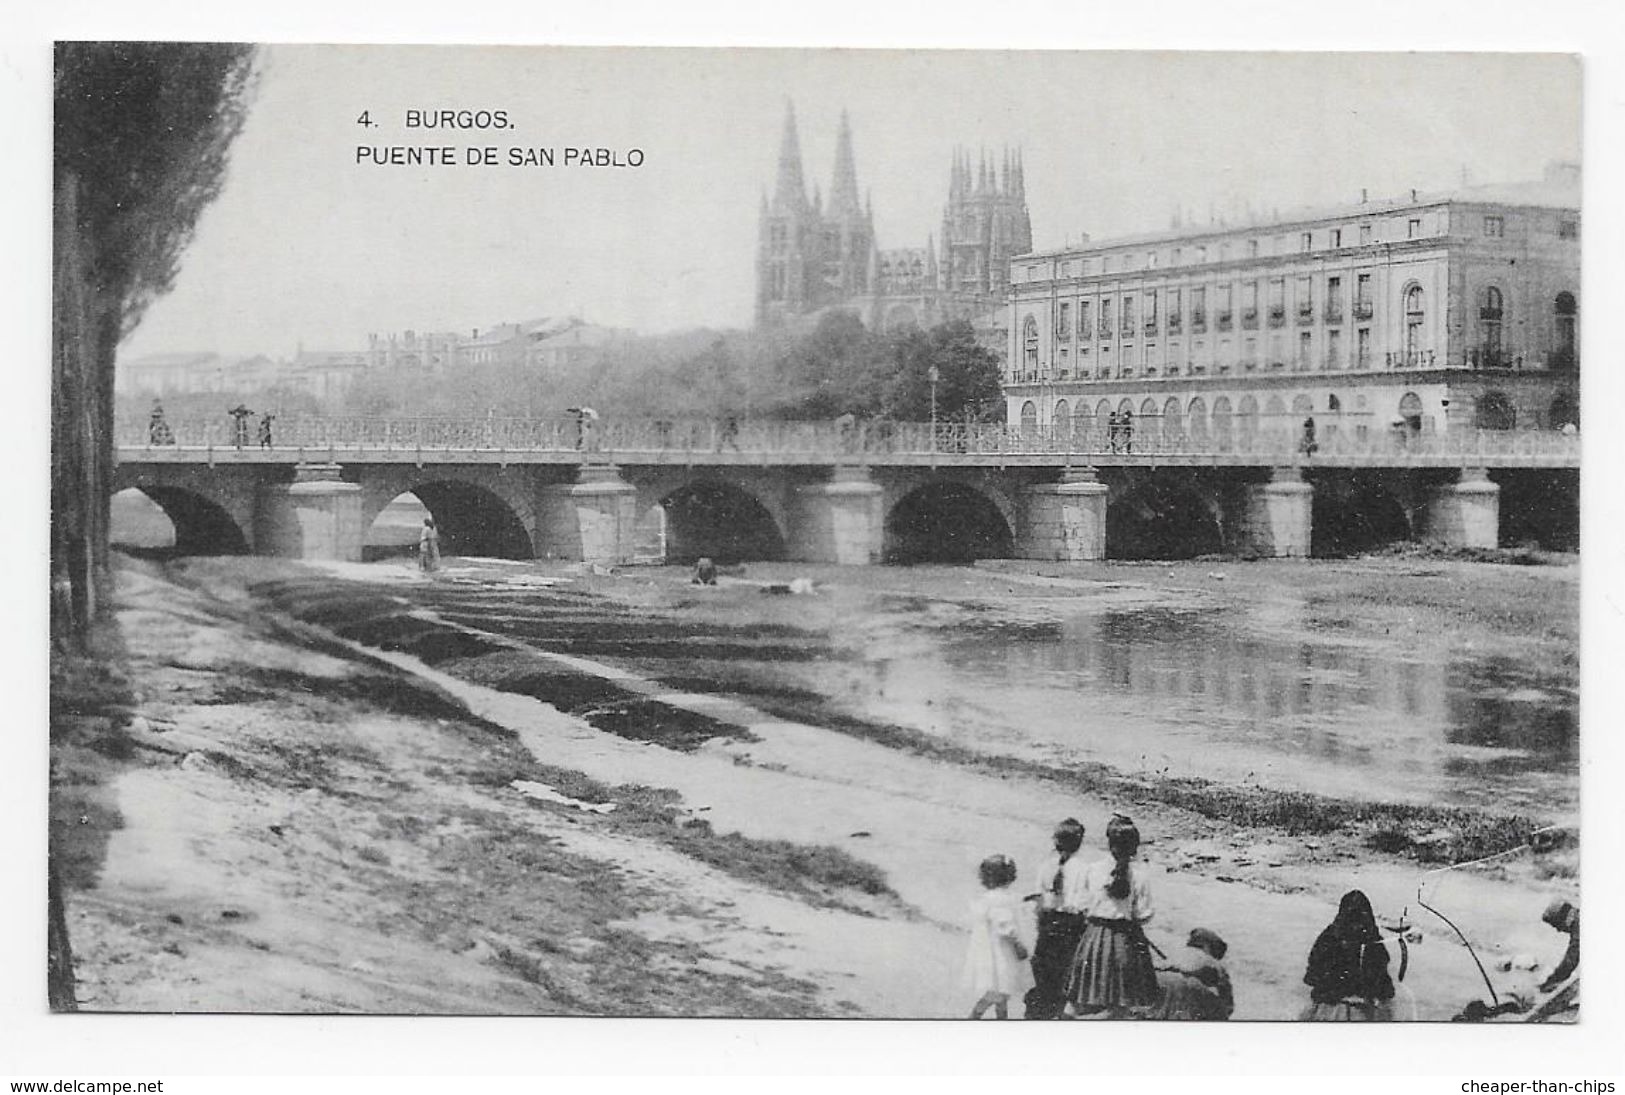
[1301,889,1394,1021]
[1538,899,1579,993]
[1151,927,1234,1021]
[692,557,718,586]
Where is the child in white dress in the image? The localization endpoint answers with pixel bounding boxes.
[965,854,1029,1018]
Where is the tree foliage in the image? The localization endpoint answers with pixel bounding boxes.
[55,42,259,337]
[328,312,1006,426]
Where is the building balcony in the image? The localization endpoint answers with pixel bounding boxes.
[1353,301,1374,320]
[1121,324,1138,338]
[1167,317,1182,334]
[1241,308,1258,329]
[1267,309,1286,328]
[1098,325,1113,339]
[1216,313,1233,331]
[1296,307,1314,325]
[1056,330,1070,342]
[1479,308,1504,321]
[1388,350,1436,368]
[1324,307,1344,325]
[1144,320,1159,336]
[1191,317,1207,333]
[1467,348,1511,369]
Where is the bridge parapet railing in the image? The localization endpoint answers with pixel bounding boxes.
[116,415,1580,462]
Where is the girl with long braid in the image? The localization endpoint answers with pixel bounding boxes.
[1066,814,1158,1017]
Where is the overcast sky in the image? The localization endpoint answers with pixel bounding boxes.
[118,47,1581,360]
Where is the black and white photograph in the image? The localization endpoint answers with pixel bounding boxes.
[19,8,1625,1083]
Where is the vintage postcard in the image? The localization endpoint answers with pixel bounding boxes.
[48,43,1583,1035]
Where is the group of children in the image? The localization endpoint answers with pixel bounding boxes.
[965,813,1233,1021]
[965,814,1580,1022]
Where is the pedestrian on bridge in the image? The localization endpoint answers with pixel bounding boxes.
[227,405,254,450]
[719,414,741,453]
[148,400,174,446]
[258,412,276,449]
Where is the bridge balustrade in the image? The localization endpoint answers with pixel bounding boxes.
[116,414,1580,462]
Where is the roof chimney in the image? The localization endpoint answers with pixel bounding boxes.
[1360,188,1368,204]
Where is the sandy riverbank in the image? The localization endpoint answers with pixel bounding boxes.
[51,553,1578,1019]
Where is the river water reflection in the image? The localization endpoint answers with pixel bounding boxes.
[395,560,1578,823]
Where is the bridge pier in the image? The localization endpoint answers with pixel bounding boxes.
[1238,467,1314,557]
[257,463,364,561]
[1423,467,1501,549]
[538,465,638,565]
[1017,467,1110,561]
[790,466,883,565]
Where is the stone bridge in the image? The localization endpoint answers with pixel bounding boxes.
[113,416,1580,564]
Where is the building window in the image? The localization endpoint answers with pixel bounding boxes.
[1553,291,1578,368]
[1242,281,1258,327]
[1296,275,1313,322]
[1331,228,1343,248]
[1148,251,1159,268]
[1356,327,1371,369]
[1403,285,1425,365]
[1247,239,1259,258]
[1301,232,1313,252]
[1558,218,1578,240]
[1325,276,1343,323]
[1477,286,1504,368]
[1020,401,1038,432]
[1099,298,1113,339]
[1168,288,1182,332]
[1057,302,1071,341]
[1191,287,1207,330]
[1326,328,1342,370]
[1216,284,1232,328]
[1268,278,1286,325]
[1145,289,1159,333]
[1196,246,1208,264]
[1023,315,1039,374]
[1407,218,1422,239]
[1354,273,1373,319]
[1243,336,1257,371]
[1079,300,1092,340]
[1297,330,1312,371]
[1484,215,1504,238]
[1359,224,1372,245]
[1122,295,1137,336]
[1171,247,1182,265]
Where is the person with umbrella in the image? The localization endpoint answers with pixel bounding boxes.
[227,404,254,450]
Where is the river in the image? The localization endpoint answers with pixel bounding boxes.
[264,554,1579,824]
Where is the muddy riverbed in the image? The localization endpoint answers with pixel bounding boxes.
[57,550,1579,1020]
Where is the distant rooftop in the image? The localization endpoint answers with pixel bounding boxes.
[1020,163,1580,260]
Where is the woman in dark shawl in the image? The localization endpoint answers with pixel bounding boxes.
[1301,889,1394,1020]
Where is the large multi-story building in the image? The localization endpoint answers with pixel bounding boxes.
[755,103,1031,346]
[1005,164,1580,444]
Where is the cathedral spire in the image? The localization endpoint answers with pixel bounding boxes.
[773,100,808,212]
[829,109,862,216]
[1013,147,1025,199]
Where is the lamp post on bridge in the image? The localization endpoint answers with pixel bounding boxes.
[928,365,940,456]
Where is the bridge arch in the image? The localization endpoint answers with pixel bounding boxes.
[111,484,249,556]
[1310,473,1413,557]
[884,479,1014,563]
[1106,470,1223,559]
[361,474,536,560]
[652,477,787,564]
